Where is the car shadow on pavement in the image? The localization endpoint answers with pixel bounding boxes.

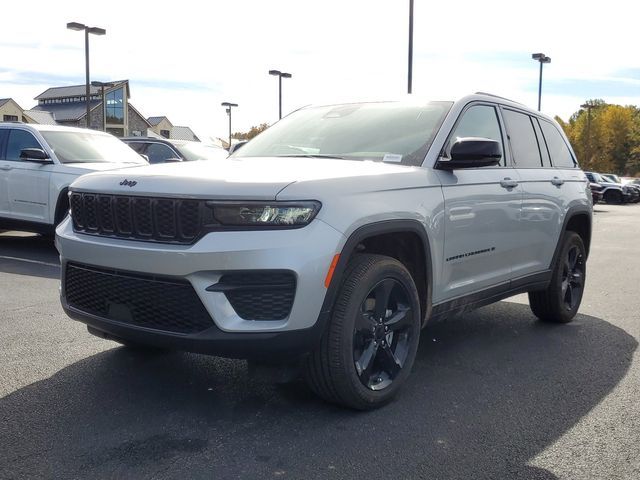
[0,302,635,479]
[0,232,60,279]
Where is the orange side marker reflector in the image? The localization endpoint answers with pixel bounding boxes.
[324,254,340,288]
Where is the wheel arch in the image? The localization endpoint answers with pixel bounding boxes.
[54,187,70,226]
[550,206,592,268]
[319,220,433,329]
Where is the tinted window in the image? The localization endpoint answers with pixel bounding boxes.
[126,142,146,154]
[145,143,179,163]
[6,129,42,161]
[539,120,575,168]
[532,118,552,167]
[449,105,504,164]
[503,110,543,168]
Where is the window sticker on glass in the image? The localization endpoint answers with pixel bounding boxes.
[383,153,403,163]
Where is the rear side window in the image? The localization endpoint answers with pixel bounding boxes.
[532,118,552,167]
[5,129,42,161]
[502,109,542,168]
[539,120,576,168]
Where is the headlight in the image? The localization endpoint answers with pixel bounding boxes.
[206,201,321,227]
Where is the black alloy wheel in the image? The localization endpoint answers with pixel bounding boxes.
[305,254,421,410]
[529,231,586,323]
[353,278,414,391]
[560,245,585,312]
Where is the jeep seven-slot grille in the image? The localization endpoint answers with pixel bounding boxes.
[70,193,203,244]
[64,263,213,334]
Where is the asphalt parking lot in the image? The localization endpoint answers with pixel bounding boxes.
[1,205,639,480]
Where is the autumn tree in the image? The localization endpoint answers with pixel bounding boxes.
[232,123,270,141]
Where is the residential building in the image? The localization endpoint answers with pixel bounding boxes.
[0,98,26,122]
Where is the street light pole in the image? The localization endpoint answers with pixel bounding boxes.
[408,0,414,94]
[221,102,238,150]
[67,22,106,130]
[581,102,597,167]
[268,70,292,119]
[531,52,551,111]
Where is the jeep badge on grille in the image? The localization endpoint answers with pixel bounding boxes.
[119,179,137,187]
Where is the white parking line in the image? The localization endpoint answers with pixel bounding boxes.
[0,256,60,268]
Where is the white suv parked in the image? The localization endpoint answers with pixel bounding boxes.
[56,93,592,409]
[0,123,146,234]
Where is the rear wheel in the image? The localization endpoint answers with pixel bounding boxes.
[304,254,421,410]
[529,232,586,323]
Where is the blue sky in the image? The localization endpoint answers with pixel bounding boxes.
[1,0,639,140]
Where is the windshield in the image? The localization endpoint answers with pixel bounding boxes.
[41,131,148,164]
[234,101,453,166]
[177,142,228,161]
[589,172,606,183]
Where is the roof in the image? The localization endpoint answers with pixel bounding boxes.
[127,104,152,127]
[0,122,113,134]
[23,109,57,125]
[34,80,129,101]
[0,98,23,110]
[147,116,171,126]
[171,126,200,141]
[31,101,101,121]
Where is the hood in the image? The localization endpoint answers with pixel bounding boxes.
[70,157,424,200]
[55,162,146,176]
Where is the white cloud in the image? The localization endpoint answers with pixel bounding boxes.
[1,0,639,137]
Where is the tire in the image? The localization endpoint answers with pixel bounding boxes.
[604,190,623,205]
[528,232,586,323]
[304,254,421,410]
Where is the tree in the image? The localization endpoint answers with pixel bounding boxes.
[232,123,270,141]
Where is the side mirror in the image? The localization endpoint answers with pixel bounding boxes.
[436,137,502,170]
[20,148,52,163]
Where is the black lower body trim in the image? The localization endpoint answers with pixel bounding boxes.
[62,299,325,361]
[0,217,53,235]
[431,270,552,320]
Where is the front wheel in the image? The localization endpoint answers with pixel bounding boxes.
[529,232,586,323]
[304,254,421,410]
[604,190,623,205]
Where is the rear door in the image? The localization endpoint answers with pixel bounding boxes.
[4,128,52,223]
[502,109,566,277]
[435,102,523,302]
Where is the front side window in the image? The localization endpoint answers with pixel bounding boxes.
[5,129,42,161]
[539,120,576,168]
[105,87,125,125]
[503,109,543,168]
[234,101,453,166]
[448,104,504,164]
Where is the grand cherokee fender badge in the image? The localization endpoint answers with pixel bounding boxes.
[119,179,138,187]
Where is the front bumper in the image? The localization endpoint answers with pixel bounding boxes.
[56,217,345,357]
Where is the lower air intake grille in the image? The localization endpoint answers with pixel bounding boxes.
[214,272,296,321]
[64,263,213,334]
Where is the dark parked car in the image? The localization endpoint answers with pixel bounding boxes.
[122,137,228,164]
[585,172,633,204]
[602,173,640,203]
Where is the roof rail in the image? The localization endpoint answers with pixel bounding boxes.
[474,92,525,105]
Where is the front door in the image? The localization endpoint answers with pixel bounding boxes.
[5,128,51,223]
[435,103,522,303]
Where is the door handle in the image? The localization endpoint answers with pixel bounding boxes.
[0,165,12,171]
[551,177,564,186]
[500,178,519,189]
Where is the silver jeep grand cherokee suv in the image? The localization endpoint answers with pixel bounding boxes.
[56,93,591,409]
